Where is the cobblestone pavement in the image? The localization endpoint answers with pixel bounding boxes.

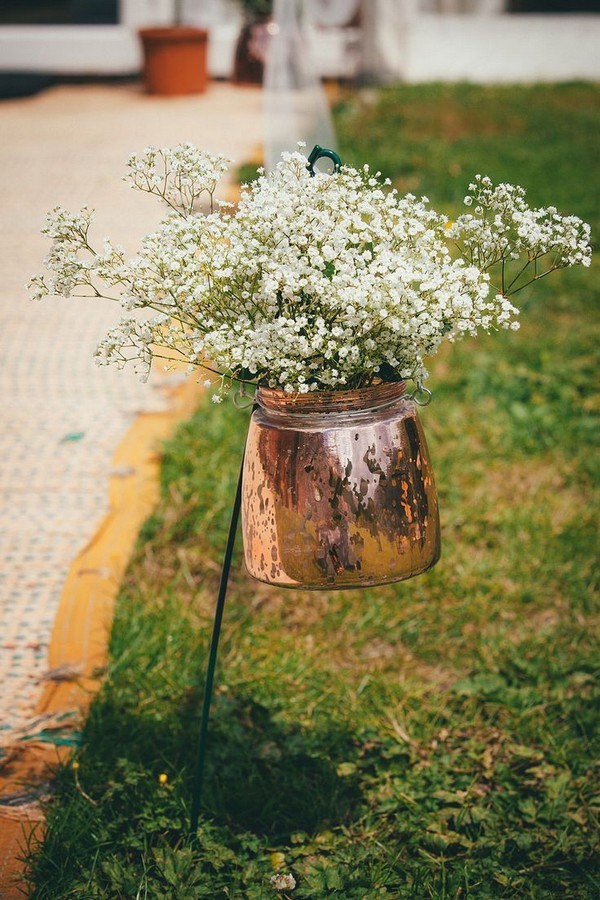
[0,81,263,754]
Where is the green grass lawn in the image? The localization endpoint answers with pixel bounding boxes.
[26,83,599,898]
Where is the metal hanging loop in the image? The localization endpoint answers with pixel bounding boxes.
[233,385,255,410]
[409,384,433,407]
[306,144,342,177]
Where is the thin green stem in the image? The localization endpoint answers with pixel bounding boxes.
[507,265,563,296]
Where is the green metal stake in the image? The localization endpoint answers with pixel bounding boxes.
[190,144,341,837]
[190,452,245,837]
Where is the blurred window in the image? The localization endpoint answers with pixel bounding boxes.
[0,1,118,24]
[417,1,600,11]
[507,1,600,9]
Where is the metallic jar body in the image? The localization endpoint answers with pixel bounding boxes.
[242,382,441,590]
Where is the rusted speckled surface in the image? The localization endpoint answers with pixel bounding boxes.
[242,384,440,589]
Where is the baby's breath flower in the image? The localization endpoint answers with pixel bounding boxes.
[123,144,231,215]
[31,144,591,400]
[270,872,296,891]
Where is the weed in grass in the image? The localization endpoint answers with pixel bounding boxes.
[24,83,600,899]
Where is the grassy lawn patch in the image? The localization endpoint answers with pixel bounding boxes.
[26,83,599,898]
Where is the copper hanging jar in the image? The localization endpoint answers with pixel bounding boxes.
[241,381,440,590]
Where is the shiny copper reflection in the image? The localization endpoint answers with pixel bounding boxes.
[242,382,440,590]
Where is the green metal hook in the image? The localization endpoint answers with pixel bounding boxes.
[306,144,342,176]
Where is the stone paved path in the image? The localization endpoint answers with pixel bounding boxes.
[0,81,262,754]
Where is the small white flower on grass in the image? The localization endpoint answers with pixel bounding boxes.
[270,872,297,891]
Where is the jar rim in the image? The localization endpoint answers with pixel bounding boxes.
[256,381,406,414]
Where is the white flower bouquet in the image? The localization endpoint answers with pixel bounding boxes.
[30,143,591,401]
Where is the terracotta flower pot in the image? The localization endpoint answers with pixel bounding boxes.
[139,27,209,96]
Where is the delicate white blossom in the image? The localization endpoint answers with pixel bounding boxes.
[123,143,230,215]
[448,175,592,295]
[29,145,592,400]
[270,872,297,891]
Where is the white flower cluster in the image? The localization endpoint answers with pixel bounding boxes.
[270,872,296,891]
[449,174,591,295]
[30,145,592,398]
[124,143,230,214]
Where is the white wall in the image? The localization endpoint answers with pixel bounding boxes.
[0,27,140,75]
[399,14,600,82]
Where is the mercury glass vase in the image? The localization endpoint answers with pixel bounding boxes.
[241,382,441,590]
